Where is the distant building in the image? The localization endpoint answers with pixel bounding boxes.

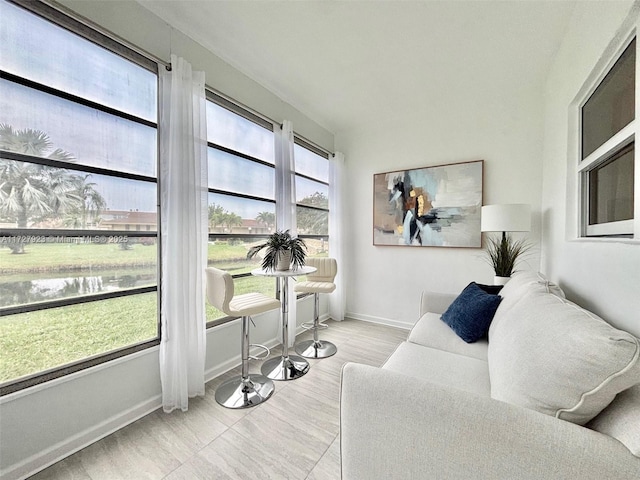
[209,218,273,235]
[99,210,157,232]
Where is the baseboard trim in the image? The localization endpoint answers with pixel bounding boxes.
[345,312,412,330]
[1,394,162,480]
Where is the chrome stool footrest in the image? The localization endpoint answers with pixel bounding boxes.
[249,343,270,361]
[301,321,329,331]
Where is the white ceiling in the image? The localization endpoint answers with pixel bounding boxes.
[137,0,576,137]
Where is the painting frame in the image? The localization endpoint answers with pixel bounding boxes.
[373,159,484,248]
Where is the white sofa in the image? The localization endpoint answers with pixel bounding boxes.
[340,271,640,479]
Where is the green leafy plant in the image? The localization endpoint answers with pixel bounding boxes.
[247,229,307,271]
[484,233,532,277]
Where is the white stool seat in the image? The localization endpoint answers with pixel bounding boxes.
[229,293,280,317]
[295,281,336,294]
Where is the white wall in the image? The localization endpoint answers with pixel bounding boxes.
[0,1,332,479]
[338,72,546,329]
[540,0,640,338]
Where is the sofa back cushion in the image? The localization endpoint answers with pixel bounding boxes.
[488,290,640,425]
[488,271,564,340]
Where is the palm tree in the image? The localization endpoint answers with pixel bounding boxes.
[0,125,91,252]
[0,124,74,162]
[222,211,243,233]
[64,174,107,229]
[208,203,225,232]
[255,211,275,229]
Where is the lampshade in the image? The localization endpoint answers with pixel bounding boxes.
[481,204,531,232]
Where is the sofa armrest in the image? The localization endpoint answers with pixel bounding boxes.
[420,291,457,317]
[340,363,639,480]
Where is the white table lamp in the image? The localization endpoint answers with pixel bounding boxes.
[481,204,532,283]
[481,204,531,239]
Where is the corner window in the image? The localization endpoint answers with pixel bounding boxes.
[579,38,636,237]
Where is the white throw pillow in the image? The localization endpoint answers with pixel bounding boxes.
[488,290,640,425]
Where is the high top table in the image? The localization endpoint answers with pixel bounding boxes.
[251,265,316,381]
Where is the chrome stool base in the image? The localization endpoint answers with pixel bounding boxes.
[215,374,275,409]
[261,354,310,381]
[295,339,337,359]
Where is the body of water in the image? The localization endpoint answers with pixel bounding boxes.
[0,268,157,308]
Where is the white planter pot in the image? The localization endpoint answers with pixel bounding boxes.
[494,276,510,286]
[276,250,292,271]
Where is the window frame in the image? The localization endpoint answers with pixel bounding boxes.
[576,27,639,240]
[0,0,161,396]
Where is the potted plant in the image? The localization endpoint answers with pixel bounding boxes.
[247,229,307,271]
[484,233,531,285]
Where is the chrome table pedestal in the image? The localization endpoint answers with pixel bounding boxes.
[294,337,337,360]
[252,266,316,381]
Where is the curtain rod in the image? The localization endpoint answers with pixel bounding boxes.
[40,0,170,71]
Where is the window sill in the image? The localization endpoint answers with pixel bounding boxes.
[569,236,638,245]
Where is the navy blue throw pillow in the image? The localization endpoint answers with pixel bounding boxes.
[440,282,502,343]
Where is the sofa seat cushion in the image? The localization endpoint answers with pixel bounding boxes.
[489,290,640,425]
[588,384,640,457]
[408,312,488,361]
[383,341,490,397]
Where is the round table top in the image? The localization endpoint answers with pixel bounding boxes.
[251,265,317,277]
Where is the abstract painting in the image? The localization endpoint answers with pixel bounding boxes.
[373,160,483,247]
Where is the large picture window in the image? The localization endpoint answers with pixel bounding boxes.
[579,37,636,237]
[205,95,277,323]
[204,97,332,323]
[294,139,330,256]
[0,0,159,394]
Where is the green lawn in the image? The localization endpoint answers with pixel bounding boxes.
[0,277,276,382]
[0,293,158,382]
[0,239,323,383]
[1,238,326,273]
[0,240,256,272]
[1,242,157,272]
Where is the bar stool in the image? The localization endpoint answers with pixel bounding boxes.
[294,257,338,359]
[205,267,280,409]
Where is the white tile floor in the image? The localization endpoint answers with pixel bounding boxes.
[29,319,407,480]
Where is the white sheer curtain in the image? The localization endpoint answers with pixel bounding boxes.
[329,152,346,321]
[159,55,208,413]
[275,121,298,345]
